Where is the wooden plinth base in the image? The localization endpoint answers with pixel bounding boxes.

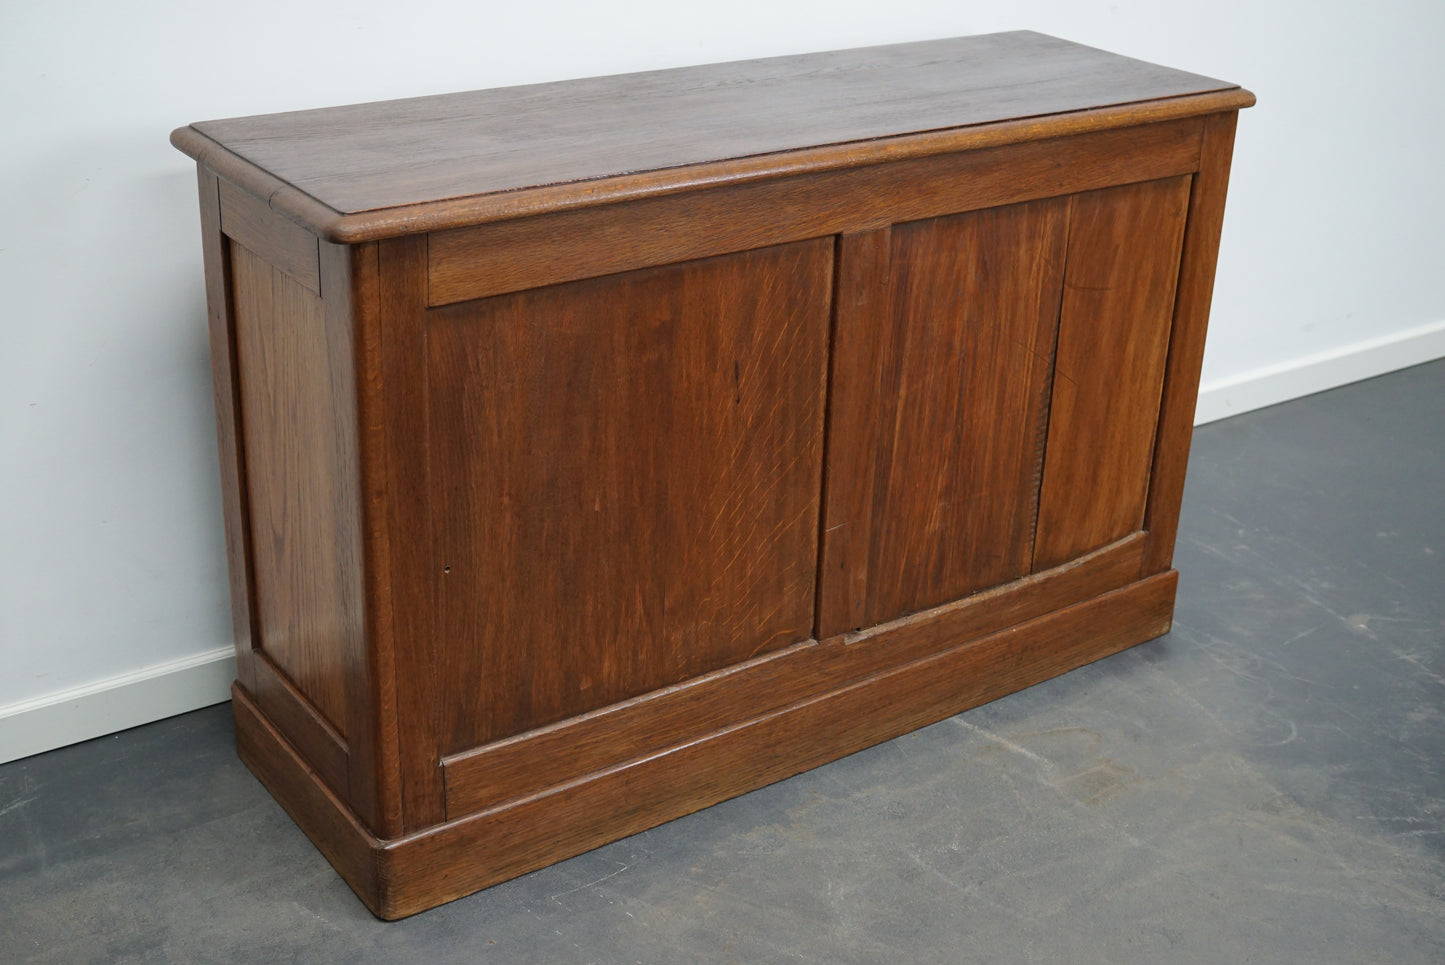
[234,570,1176,919]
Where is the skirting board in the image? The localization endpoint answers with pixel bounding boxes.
[1194,318,1445,425]
[3,320,1443,766]
[0,647,235,765]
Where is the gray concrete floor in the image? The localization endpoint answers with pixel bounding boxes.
[3,361,1443,964]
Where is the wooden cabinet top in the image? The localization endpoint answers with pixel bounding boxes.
[171,31,1252,242]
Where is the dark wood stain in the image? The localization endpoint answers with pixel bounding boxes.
[178,32,1250,917]
[864,198,1068,627]
[425,117,1204,305]
[186,33,1233,214]
[171,33,1251,241]
[1033,176,1192,570]
[236,572,1178,919]
[371,235,448,831]
[427,240,832,751]
[230,241,355,734]
[219,179,321,294]
[1142,113,1243,576]
[195,170,257,696]
[445,533,1146,817]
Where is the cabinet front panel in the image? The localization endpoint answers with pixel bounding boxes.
[1032,175,1191,569]
[822,197,1070,633]
[427,240,833,752]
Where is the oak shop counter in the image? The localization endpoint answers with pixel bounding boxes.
[172,31,1253,919]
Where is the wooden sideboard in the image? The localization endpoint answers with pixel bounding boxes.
[172,31,1252,918]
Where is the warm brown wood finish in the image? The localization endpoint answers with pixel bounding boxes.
[218,180,321,294]
[827,199,1069,631]
[184,32,1229,215]
[345,237,408,839]
[1033,176,1192,569]
[444,533,1146,817]
[1142,112,1242,575]
[230,242,356,734]
[817,228,896,640]
[427,241,831,751]
[171,33,1250,241]
[390,571,1177,919]
[250,651,348,797]
[178,33,1250,918]
[196,170,257,695]
[370,235,448,832]
[426,118,1203,305]
[232,685,380,906]
[237,569,1176,919]
[317,240,390,836]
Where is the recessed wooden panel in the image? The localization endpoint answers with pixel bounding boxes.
[427,240,833,753]
[1033,176,1192,570]
[820,198,1069,634]
[231,242,359,734]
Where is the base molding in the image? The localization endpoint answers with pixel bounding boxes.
[1194,318,1445,424]
[0,647,235,765]
[234,571,1176,919]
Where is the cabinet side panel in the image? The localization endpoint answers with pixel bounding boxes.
[1033,176,1191,570]
[231,242,359,736]
[427,240,832,752]
[825,199,1068,631]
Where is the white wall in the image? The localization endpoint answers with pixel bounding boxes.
[2,1,1442,761]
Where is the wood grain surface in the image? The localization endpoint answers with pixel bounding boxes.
[819,199,1071,632]
[231,242,359,734]
[316,239,393,836]
[879,200,1067,624]
[186,33,1232,213]
[367,235,448,831]
[816,229,895,640]
[1142,112,1242,575]
[250,651,348,797]
[444,533,1145,818]
[389,571,1177,918]
[232,685,381,913]
[426,118,1203,305]
[233,569,1176,919]
[218,179,320,294]
[172,33,1251,240]
[185,31,1250,918]
[196,170,257,695]
[426,240,832,752]
[1033,176,1192,570]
